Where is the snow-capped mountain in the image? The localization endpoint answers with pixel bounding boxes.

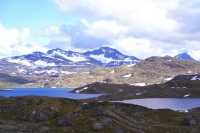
[47,48,88,63]
[175,52,195,61]
[6,51,66,67]
[3,47,140,68]
[84,47,140,67]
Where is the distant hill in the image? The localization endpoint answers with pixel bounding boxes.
[175,52,196,61]
[42,56,200,88]
[73,74,200,100]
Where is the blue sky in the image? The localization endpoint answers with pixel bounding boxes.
[0,0,200,59]
[0,0,76,28]
[0,0,80,46]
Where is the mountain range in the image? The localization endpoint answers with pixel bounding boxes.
[3,47,140,68]
[2,47,197,69]
[0,46,199,88]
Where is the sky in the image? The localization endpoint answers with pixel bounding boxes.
[1,0,200,59]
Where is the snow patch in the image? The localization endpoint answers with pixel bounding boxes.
[90,54,116,63]
[127,64,136,67]
[122,74,132,78]
[191,76,200,80]
[66,56,88,62]
[34,70,58,75]
[132,83,146,86]
[110,70,115,74]
[184,94,190,97]
[50,51,87,62]
[8,58,32,66]
[34,60,56,67]
[82,87,88,90]
[75,87,88,93]
[75,90,80,93]
[136,92,142,96]
[61,71,76,75]
[187,70,193,74]
[164,77,173,81]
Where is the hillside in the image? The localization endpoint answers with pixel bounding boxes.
[46,56,200,88]
[73,74,200,100]
[0,96,199,133]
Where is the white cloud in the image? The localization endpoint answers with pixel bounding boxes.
[42,25,72,50]
[53,0,200,59]
[112,37,169,58]
[0,24,47,58]
[2,0,200,60]
[55,0,180,35]
[0,24,30,46]
[82,19,128,39]
[182,40,200,60]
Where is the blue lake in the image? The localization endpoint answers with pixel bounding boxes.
[120,98,200,111]
[1,89,200,111]
[0,88,101,100]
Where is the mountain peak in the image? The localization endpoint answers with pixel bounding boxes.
[85,47,128,58]
[175,52,195,61]
[86,47,121,55]
[83,46,140,66]
[99,46,118,51]
[47,48,66,54]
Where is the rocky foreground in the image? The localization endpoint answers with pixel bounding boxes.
[0,96,200,133]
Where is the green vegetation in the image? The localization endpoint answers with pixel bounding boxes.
[0,96,199,133]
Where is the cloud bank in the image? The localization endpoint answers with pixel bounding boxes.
[1,0,200,59]
[53,0,200,59]
[0,24,47,58]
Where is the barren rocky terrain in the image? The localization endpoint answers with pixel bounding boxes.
[24,56,200,88]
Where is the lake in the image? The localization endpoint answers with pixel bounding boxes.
[0,88,101,100]
[120,98,200,111]
[1,89,200,111]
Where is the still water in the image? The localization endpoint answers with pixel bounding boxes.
[121,98,200,111]
[0,88,101,100]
